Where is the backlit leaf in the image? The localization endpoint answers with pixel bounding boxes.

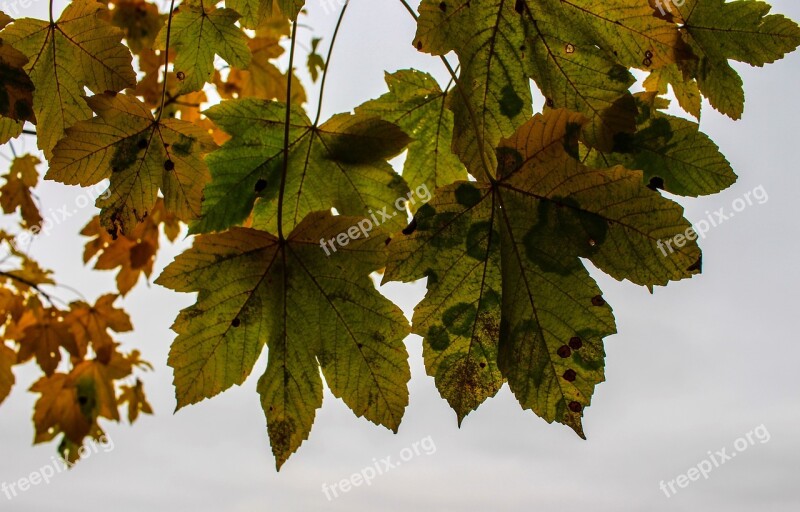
[1,0,135,157]
[195,99,410,235]
[155,4,251,95]
[48,92,215,235]
[384,110,700,431]
[157,211,410,468]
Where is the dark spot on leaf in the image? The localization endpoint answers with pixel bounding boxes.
[424,268,438,285]
[557,345,572,358]
[514,0,524,13]
[164,160,174,171]
[568,401,582,412]
[254,179,267,192]
[496,146,523,176]
[591,295,605,307]
[427,325,450,351]
[231,318,241,327]
[357,343,363,348]
[499,85,524,118]
[645,50,654,59]
[402,218,418,235]
[416,40,423,50]
[647,176,665,191]
[479,362,486,368]
[442,303,477,336]
[137,139,148,149]
[384,237,391,245]
[176,71,186,81]
[642,57,652,67]
[569,336,583,350]
[439,1,447,11]
[545,98,555,108]
[466,220,497,260]
[563,369,577,382]
[455,183,482,207]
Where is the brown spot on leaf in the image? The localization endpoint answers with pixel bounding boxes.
[557,345,572,358]
[591,295,605,307]
[568,401,582,412]
[569,337,583,350]
[563,369,577,382]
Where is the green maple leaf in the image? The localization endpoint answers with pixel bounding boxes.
[673,0,800,118]
[588,93,737,197]
[194,98,411,235]
[48,92,215,235]
[413,0,687,177]
[0,0,135,158]
[384,110,700,432]
[155,4,251,95]
[356,69,468,210]
[156,211,410,468]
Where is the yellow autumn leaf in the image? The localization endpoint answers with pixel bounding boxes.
[0,154,42,228]
[48,92,214,235]
[0,0,136,157]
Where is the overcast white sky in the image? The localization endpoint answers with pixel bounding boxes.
[1,1,799,510]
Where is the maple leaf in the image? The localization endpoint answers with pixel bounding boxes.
[587,93,736,197]
[0,342,14,405]
[48,92,215,235]
[118,378,153,423]
[13,303,79,376]
[0,0,135,157]
[154,4,251,95]
[156,211,410,468]
[0,154,42,228]
[384,110,700,431]
[670,0,800,119]
[81,199,180,296]
[31,372,95,444]
[194,99,411,235]
[356,70,468,211]
[66,294,133,358]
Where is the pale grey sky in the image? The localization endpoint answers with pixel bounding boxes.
[1,1,799,511]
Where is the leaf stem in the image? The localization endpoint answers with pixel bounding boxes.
[156,0,177,123]
[0,270,54,306]
[396,0,495,182]
[278,20,300,241]
[313,0,351,127]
